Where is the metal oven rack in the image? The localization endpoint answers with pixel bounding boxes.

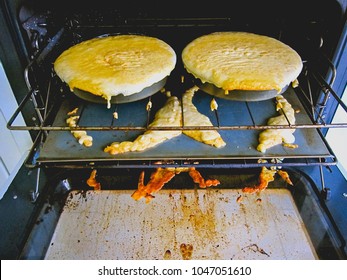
[16,86,339,167]
[7,17,347,172]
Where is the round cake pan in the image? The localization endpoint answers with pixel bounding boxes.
[73,77,167,104]
[196,79,289,102]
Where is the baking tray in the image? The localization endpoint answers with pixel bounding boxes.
[44,188,317,260]
[37,87,332,164]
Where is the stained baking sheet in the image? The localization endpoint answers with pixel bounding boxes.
[37,87,332,163]
[45,188,317,260]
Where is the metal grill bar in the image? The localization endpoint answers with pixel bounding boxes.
[311,70,347,113]
[35,157,337,169]
[245,102,256,127]
[9,123,347,131]
[295,83,327,125]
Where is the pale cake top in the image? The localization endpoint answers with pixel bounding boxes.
[54,35,176,106]
[182,32,303,93]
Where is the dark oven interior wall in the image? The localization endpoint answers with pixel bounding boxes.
[0,0,32,95]
[17,0,347,54]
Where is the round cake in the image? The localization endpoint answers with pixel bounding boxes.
[54,35,176,107]
[182,32,302,94]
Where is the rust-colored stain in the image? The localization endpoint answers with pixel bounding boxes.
[163,249,172,260]
[180,243,193,260]
[175,189,222,259]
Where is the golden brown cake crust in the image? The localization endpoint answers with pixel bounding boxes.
[182,32,302,93]
[54,35,176,106]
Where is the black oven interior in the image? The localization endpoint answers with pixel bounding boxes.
[1,0,347,259]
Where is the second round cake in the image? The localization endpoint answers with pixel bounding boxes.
[182,32,303,95]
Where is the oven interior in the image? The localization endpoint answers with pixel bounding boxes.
[2,0,347,259]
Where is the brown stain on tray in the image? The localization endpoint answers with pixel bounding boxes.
[174,188,223,259]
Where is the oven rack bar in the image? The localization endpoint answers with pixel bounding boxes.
[73,17,236,28]
[7,121,347,131]
[32,159,338,169]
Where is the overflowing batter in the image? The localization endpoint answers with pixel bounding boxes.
[104,87,226,155]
